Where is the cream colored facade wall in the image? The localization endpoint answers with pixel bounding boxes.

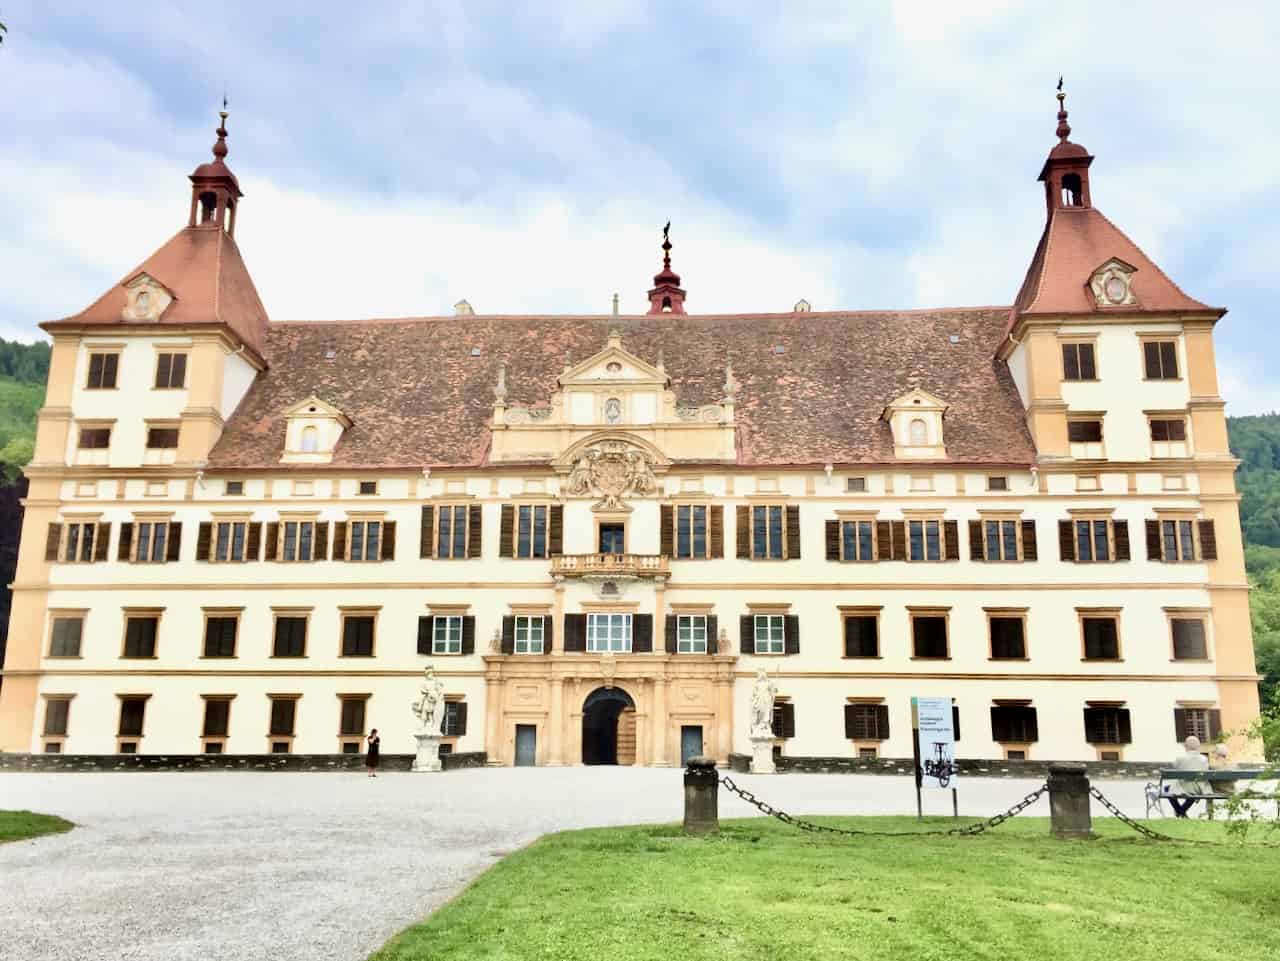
[2,316,1262,763]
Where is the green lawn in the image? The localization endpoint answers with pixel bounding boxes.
[371,817,1280,961]
[0,810,74,844]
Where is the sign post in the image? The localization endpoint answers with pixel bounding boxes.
[912,696,958,819]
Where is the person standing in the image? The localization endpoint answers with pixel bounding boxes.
[365,728,381,778]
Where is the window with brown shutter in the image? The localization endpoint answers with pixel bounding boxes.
[154,353,187,389]
[837,519,876,561]
[432,505,469,558]
[499,504,515,557]
[843,615,879,658]
[1064,517,1127,563]
[747,504,791,559]
[708,505,724,558]
[563,613,587,652]
[844,703,889,740]
[1083,706,1132,745]
[60,521,99,563]
[735,505,750,558]
[86,352,119,389]
[771,701,795,739]
[1143,340,1179,380]
[1171,617,1208,659]
[1081,615,1121,660]
[420,504,435,558]
[1173,707,1220,743]
[1198,520,1218,560]
[905,519,945,561]
[468,504,483,558]
[979,518,1022,561]
[346,520,383,561]
[910,612,948,659]
[548,504,563,556]
[672,504,712,559]
[988,616,1027,659]
[990,705,1039,743]
[442,701,468,737]
[1062,341,1096,381]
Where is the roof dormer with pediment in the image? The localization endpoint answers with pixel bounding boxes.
[280,396,351,464]
[883,388,949,460]
[489,328,736,465]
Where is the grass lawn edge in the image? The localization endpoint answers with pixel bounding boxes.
[0,809,75,844]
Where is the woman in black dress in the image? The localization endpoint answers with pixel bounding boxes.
[365,728,380,778]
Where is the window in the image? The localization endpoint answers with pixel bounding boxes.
[846,476,867,493]
[203,615,238,658]
[1062,342,1097,381]
[348,520,382,561]
[300,426,319,453]
[587,613,632,653]
[1074,519,1112,562]
[433,615,463,655]
[1175,707,1218,743]
[123,615,159,658]
[843,615,879,658]
[751,505,786,559]
[1161,519,1197,562]
[358,480,378,495]
[49,616,84,657]
[269,698,297,737]
[988,616,1027,659]
[436,505,470,558]
[281,521,316,561]
[202,699,231,737]
[987,476,1009,492]
[1171,617,1208,660]
[339,698,367,737]
[62,522,99,563]
[442,701,468,738]
[154,352,187,389]
[990,705,1038,743]
[78,426,111,450]
[518,505,549,558]
[225,480,245,496]
[1084,706,1132,745]
[1143,340,1179,380]
[844,703,889,740]
[908,418,928,446]
[1067,420,1103,443]
[146,427,179,449]
[1081,615,1120,660]
[598,523,625,555]
[841,520,875,561]
[514,615,545,654]
[118,697,147,737]
[214,521,248,562]
[911,614,948,659]
[43,698,71,737]
[754,614,785,655]
[86,352,119,389]
[1150,419,1187,443]
[983,519,1020,561]
[273,615,308,658]
[908,519,942,561]
[132,520,170,563]
[675,506,707,559]
[771,701,795,739]
[341,614,376,657]
[677,615,707,654]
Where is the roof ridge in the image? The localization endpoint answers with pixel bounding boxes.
[1025,215,1057,313]
[52,226,191,324]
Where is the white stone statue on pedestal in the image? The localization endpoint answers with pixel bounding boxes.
[749,667,778,774]
[411,666,446,772]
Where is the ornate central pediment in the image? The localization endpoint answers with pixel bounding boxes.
[557,434,666,511]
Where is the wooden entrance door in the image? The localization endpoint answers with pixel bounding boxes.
[515,724,537,766]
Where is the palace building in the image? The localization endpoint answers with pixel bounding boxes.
[0,93,1262,767]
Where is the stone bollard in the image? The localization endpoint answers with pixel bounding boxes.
[1047,762,1094,839]
[683,756,720,835]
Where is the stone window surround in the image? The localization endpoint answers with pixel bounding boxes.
[907,606,951,660]
[270,607,313,659]
[46,609,88,659]
[199,693,236,751]
[1077,607,1123,662]
[200,607,244,660]
[984,607,1030,661]
[120,607,165,659]
[1164,606,1212,662]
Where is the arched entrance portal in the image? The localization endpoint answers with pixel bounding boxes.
[581,687,636,766]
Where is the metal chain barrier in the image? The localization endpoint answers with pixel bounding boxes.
[1088,784,1178,841]
[718,773,1048,838]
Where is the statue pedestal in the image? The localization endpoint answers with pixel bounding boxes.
[749,735,776,775]
[412,733,444,773]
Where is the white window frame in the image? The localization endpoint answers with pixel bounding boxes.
[587,613,632,653]
[433,615,463,655]
[514,615,545,654]
[677,614,707,654]
[754,614,785,655]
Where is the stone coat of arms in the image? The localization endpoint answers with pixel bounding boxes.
[565,441,658,511]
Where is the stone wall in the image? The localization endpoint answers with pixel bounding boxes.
[727,752,1166,780]
[0,751,487,772]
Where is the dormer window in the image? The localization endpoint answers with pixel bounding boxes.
[280,396,351,465]
[1089,258,1137,308]
[883,389,948,460]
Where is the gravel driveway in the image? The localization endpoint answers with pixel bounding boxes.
[0,768,1151,961]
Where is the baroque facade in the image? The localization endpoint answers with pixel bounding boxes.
[0,95,1262,766]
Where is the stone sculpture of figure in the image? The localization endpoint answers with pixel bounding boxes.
[749,667,777,739]
[566,448,597,495]
[624,450,657,496]
[411,666,445,735]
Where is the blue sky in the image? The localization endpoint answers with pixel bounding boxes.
[1,1,1277,412]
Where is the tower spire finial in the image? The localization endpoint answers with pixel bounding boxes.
[212,101,230,161]
[1054,75,1071,142]
[662,220,672,271]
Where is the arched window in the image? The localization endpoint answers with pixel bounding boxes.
[1061,173,1082,208]
[909,418,928,446]
[199,191,218,223]
[300,425,319,453]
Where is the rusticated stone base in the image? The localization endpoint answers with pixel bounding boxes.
[0,752,487,772]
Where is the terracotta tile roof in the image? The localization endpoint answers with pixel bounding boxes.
[1013,206,1216,320]
[208,309,1036,470]
[43,225,269,355]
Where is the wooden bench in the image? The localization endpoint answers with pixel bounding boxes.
[1145,769,1272,819]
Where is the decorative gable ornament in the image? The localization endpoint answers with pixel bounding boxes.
[280,396,352,465]
[1089,258,1137,308]
[564,439,661,512]
[121,273,175,322]
[882,388,949,460]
